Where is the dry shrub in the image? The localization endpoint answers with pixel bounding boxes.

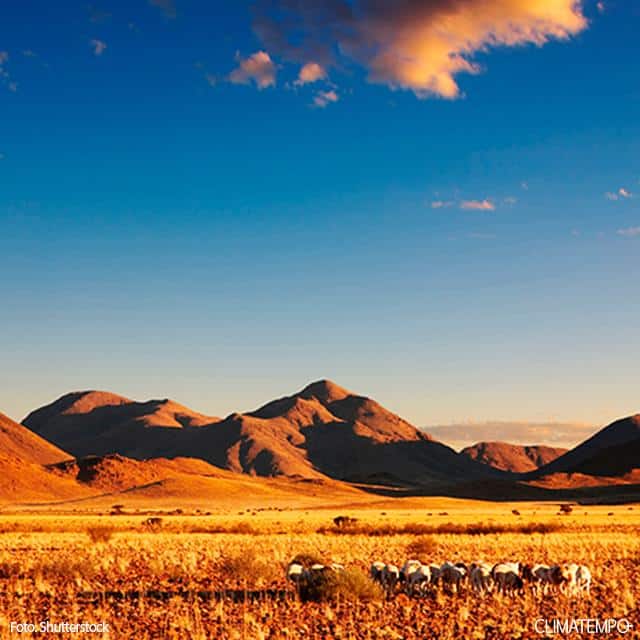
[218,547,280,587]
[187,522,259,535]
[86,526,114,543]
[0,561,21,579]
[290,552,325,567]
[317,521,563,536]
[300,568,383,603]
[405,536,439,559]
[143,517,163,532]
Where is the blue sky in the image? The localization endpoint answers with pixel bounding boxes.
[1,0,638,430]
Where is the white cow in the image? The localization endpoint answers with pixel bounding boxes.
[554,563,592,596]
[408,564,431,595]
[382,564,400,591]
[470,562,493,593]
[287,562,306,584]
[400,560,422,585]
[440,562,466,593]
[491,562,522,594]
[370,561,386,583]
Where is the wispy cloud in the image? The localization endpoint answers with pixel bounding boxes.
[254,0,587,99]
[617,227,640,238]
[229,51,277,89]
[606,187,633,201]
[0,51,17,92]
[460,199,496,211]
[503,196,517,205]
[426,421,596,451]
[90,39,107,56]
[597,1,606,13]
[431,200,455,209]
[295,62,326,86]
[149,0,176,19]
[313,89,338,108]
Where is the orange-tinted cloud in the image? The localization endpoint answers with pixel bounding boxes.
[313,89,339,108]
[254,0,587,98]
[229,51,277,89]
[296,62,326,85]
[460,199,495,211]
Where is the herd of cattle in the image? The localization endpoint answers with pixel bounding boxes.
[287,559,592,598]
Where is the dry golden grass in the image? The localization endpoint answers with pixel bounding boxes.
[0,499,638,638]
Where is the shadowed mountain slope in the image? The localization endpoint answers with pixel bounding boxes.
[530,415,640,478]
[460,441,567,473]
[0,411,71,465]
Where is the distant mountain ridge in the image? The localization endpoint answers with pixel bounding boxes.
[460,441,567,473]
[22,380,497,487]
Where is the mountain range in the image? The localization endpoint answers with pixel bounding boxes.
[0,379,638,505]
[22,380,496,486]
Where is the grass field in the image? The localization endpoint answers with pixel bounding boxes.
[0,498,639,639]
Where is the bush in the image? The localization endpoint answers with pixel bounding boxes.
[405,536,438,559]
[218,547,280,587]
[333,516,358,529]
[143,517,163,532]
[299,568,383,603]
[86,526,114,543]
[290,552,325,567]
[316,521,563,536]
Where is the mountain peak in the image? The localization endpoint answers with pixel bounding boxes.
[298,379,351,403]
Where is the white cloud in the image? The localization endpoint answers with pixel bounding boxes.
[426,421,596,451]
[606,187,633,201]
[431,200,454,209]
[229,51,277,89]
[90,39,107,56]
[617,227,640,238]
[313,89,338,108]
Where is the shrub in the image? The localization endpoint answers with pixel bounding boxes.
[333,516,358,529]
[316,521,564,536]
[218,547,280,587]
[405,536,439,559]
[86,526,114,543]
[299,568,383,603]
[290,552,325,567]
[143,517,163,532]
